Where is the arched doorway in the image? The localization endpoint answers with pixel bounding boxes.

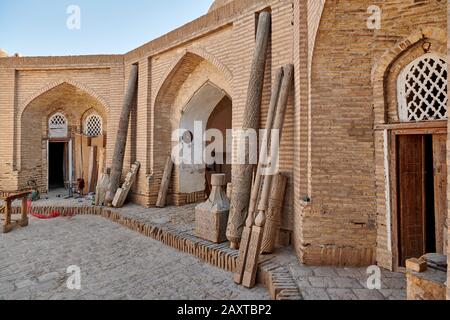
[178,82,232,197]
[373,32,448,269]
[153,50,232,205]
[19,82,108,192]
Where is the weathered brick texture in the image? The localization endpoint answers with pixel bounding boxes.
[0,0,448,272]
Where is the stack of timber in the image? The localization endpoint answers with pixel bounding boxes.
[112,162,140,208]
[74,133,107,195]
[234,64,294,288]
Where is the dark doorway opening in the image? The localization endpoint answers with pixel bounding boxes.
[48,142,66,189]
[396,133,446,267]
[205,96,232,197]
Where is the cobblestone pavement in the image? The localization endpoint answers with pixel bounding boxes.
[0,215,269,300]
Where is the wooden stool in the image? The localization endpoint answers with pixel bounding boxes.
[0,191,32,233]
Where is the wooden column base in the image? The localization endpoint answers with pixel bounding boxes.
[2,224,13,234]
[19,218,29,227]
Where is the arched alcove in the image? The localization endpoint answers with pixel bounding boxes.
[153,50,232,205]
[178,82,231,194]
[19,82,108,191]
[371,28,448,270]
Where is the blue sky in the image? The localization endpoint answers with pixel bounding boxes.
[0,0,213,56]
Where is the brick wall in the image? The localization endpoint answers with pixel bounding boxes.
[296,0,447,267]
[0,0,296,222]
[0,56,124,192]
[447,0,450,301]
[1,0,447,270]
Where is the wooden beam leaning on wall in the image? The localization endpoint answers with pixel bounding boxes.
[227,11,272,250]
[261,173,288,254]
[105,64,139,206]
[238,64,294,288]
[112,162,140,208]
[234,68,283,284]
[156,156,174,208]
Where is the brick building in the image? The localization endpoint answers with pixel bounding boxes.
[0,0,449,295]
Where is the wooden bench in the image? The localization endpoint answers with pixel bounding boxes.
[0,191,32,233]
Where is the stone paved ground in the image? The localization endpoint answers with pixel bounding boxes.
[273,249,406,300]
[2,191,407,300]
[0,215,269,300]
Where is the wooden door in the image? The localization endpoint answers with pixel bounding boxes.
[432,134,447,254]
[397,135,426,266]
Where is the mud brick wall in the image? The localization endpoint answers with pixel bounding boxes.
[295,0,447,267]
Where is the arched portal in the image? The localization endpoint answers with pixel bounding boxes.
[19,82,108,192]
[178,82,232,195]
[153,50,232,205]
[371,28,448,270]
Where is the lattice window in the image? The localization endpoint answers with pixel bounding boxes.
[398,53,448,122]
[48,113,68,138]
[84,114,103,137]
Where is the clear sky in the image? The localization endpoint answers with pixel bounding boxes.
[0,0,214,56]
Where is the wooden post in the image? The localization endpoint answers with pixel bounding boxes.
[236,64,293,288]
[242,210,266,288]
[156,156,174,208]
[227,11,271,249]
[74,134,83,180]
[105,64,138,206]
[248,68,283,222]
[82,135,91,194]
[234,68,283,284]
[20,196,29,227]
[256,64,293,217]
[3,200,12,233]
[112,162,140,208]
[261,173,287,254]
[88,146,98,193]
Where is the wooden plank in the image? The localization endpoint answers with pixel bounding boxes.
[88,146,98,193]
[432,134,447,254]
[398,135,426,266]
[234,218,252,284]
[156,156,174,208]
[392,128,447,135]
[242,213,266,288]
[97,147,106,185]
[374,120,447,131]
[74,134,83,180]
[91,135,106,148]
[112,162,140,208]
[81,135,91,194]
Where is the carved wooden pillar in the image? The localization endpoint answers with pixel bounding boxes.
[261,173,287,254]
[227,12,271,249]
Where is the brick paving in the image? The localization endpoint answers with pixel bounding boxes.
[274,249,406,300]
[1,191,407,300]
[0,215,268,300]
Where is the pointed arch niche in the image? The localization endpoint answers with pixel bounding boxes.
[19,82,108,191]
[372,28,448,271]
[153,50,232,205]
